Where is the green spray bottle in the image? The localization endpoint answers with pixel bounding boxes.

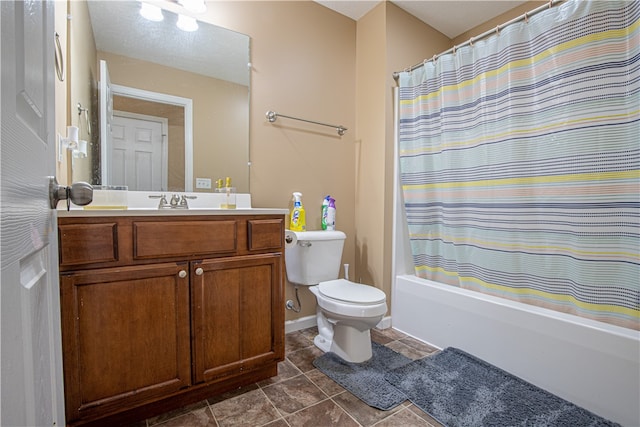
[321,195,330,230]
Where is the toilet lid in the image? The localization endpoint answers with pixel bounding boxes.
[318,279,386,304]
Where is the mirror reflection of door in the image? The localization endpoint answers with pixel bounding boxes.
[111,112,168,191]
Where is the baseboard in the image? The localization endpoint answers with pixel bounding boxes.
[285,315,393,334]
[284,315,317,334]
[376,316,392,330]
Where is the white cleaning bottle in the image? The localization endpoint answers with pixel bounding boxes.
[326,197,336,231]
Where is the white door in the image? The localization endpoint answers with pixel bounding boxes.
[1,1,65,426]
[111,112,167,191]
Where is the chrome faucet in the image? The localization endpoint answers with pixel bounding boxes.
[148,193,197,209]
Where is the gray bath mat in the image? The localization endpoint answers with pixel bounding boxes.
[312,342,411,410]
[385,347,620,427]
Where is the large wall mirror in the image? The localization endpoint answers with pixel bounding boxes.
[70,0,250,193]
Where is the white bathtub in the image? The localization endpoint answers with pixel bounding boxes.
[391,274,640,427]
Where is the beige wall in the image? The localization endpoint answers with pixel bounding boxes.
[353,1,452,309]
[55,0,96,185]
[453,1,546,45]
[197,1,358,320]
[355,3,387,296]
[59,0,545,324]
[68,0,97,184]
[54,1,69,184]
[350,0,542,319]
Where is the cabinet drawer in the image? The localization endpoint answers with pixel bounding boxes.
[134,220,237,259]
[59,223,118,266]
[247,219,283,251]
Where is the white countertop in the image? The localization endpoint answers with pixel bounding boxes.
[58,208,288,217]
[57,190,288,217]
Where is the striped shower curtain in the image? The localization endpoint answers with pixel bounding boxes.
[397,0,639,330]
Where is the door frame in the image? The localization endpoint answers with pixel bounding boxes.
[111,84,193,191]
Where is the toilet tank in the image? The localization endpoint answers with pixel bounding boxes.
[285,230,346,286]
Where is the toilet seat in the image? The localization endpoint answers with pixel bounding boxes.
[318,279,386,305]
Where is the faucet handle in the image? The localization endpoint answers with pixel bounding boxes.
[148,194,168,208]
[180,195,197,206]
[170,194,181,206]
[178,194,197,208]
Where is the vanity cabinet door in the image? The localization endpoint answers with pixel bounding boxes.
[60,263,191,422]
[191,254,284,384]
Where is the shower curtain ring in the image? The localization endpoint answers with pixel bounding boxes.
[432,54,437,63]
[524,12,529,23]
[496,25,501,35]
[469,37,474,47]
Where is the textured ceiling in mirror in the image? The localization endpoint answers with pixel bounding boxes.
[87,1,249,86]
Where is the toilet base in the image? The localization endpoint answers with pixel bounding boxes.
[313,323,374,363]
[329,325,373,363]
[313,307,372,363]
[313,334,331,353]
[308,284,385,364]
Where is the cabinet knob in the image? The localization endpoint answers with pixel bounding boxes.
[195,267,204,276]
[179,270,187,278]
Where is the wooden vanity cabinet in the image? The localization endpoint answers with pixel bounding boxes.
[58,214,285,426]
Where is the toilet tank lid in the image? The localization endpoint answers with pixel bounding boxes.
[290,230,346,241]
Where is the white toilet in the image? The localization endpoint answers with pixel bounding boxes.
[285,230,387,363]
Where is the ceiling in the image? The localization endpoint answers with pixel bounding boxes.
[314,1,529,39]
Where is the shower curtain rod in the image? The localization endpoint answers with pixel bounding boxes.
[266,110,347,136]
[392,0,563,79]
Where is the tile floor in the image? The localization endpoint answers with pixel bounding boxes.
[131,327,444,427]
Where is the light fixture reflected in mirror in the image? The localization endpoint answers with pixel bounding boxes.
[179,0,206,14]
[139,2,163,22]
[176,14,198,32]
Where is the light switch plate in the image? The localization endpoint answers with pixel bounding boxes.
[195,178,212,189]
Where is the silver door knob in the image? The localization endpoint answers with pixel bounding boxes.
[48,176,93,209]
[178,270,187,278]
[195,267,204,276]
